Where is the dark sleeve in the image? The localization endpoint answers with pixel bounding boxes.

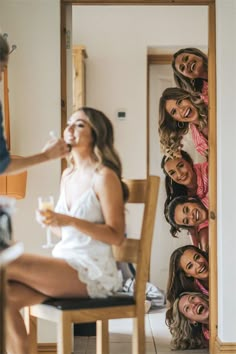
[0,103,11,173]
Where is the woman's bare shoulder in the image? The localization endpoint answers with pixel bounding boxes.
[95,166,120,189]
[96,166,118,180]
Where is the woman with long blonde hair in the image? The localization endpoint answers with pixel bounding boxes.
[3,107,128,354]
[159,87,208,158]
[166,292,209,350]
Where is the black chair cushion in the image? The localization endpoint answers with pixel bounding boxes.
[74,322,96,336]
[44,294,135,311]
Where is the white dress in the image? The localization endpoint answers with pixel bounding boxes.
[52,177,122,298]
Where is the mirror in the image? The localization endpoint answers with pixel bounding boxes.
[60,1,216,352]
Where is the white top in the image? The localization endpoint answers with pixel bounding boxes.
[52,176,122,298]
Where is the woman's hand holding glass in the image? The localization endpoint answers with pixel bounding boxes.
[37,196,55,248]
[36,202,72,248]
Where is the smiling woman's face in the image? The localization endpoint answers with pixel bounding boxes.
[165,98,199,124]
[180,249,209,280]
[164,157,194,187]
[178,294,209,324]
[174,201,207,227]
[175,52,206,79]
[64,111,93,148]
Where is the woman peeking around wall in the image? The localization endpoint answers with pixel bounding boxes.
[172,47,208,105]
[159,87,208,158]
[166,292,209,350]
[166,195,208,252]
[161,150,208,208]
[166,245,208,306]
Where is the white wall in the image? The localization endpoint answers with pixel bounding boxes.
[216,0,236,342]
[72,5,208,179]
[0,0,61,342]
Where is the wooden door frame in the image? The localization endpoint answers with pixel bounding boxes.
[60,1,217,353]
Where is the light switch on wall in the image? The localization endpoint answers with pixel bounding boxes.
[116,110,126,120]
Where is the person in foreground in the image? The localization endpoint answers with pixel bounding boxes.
[0,33,69,175]
[166,292,209,350]
[166,245,209,305]
[3,107,128,354]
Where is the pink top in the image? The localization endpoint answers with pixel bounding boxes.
[193,161,209,233]
[197,217,208,233]
[190,124,208,157]
[195,279,209,296]
[202,324,210,340]
[201,80,208,106]
[194,162,209,209]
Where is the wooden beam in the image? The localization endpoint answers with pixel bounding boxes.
[60,2,68,173]
[208,3,218,353]
[38,343,56,353]
[215,338,236,354]
[62,0,214,5]
[148,54,172,65]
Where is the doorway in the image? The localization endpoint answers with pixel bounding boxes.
[60,1,217,352]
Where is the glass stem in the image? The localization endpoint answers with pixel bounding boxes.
[46,227,52,245]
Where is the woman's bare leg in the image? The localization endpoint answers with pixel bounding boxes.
[6,253,88,297]
[6,281,48,354]
[5,254,88,353]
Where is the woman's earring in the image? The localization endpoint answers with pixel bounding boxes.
[177,121,185,129]
[192,321,198,327]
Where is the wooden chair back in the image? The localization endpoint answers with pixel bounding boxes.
[113,176,160,306]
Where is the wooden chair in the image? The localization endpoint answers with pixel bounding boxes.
[24,176,160,354]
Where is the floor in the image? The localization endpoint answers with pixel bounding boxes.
[74,306,209,354]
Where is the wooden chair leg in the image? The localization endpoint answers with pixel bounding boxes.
[24,307,38,354]
[57,314,72,354]
[132,316,145,354]
[96,319,109,354]
[0,267,6,354]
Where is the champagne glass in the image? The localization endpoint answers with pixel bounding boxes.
[38,196,55,248]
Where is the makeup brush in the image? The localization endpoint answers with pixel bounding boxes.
[49,131,72,152]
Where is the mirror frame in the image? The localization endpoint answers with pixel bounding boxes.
[60,1,217,352]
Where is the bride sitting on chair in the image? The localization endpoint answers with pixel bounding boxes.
[3,108,129,354]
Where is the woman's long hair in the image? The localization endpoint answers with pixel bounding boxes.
[158,87,208,157]
[78,107,129,201]
[166,245,208,305]
[172,47,208,94]
[161,150,194,204]
[166,292,209,350]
